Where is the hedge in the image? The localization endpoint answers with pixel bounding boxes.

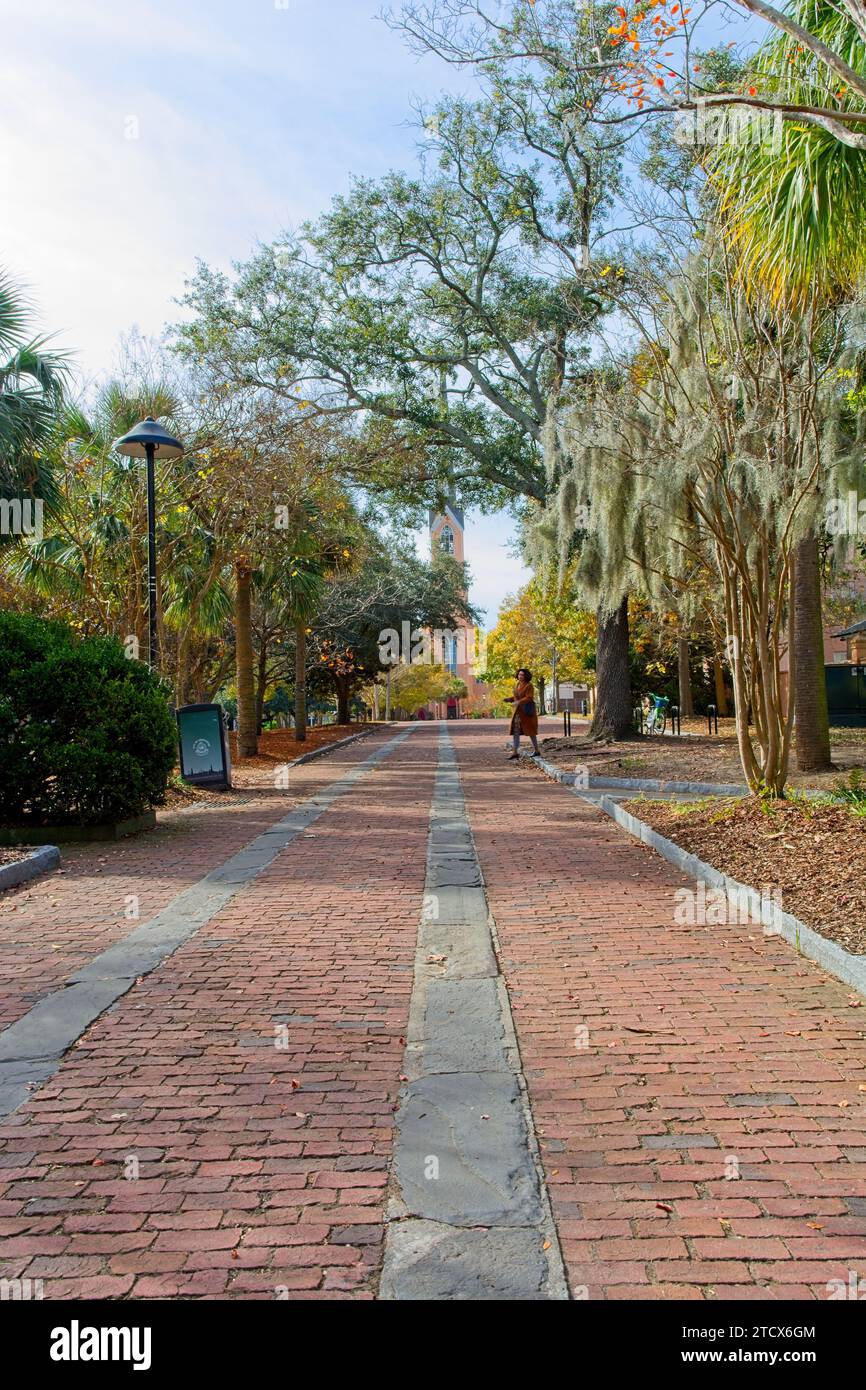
[0,612,175,827]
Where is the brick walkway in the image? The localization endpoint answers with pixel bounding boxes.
[1,720,865,1301]
[0,728,434,1298]
[0,743,382,1033]
[450,723,866,1301]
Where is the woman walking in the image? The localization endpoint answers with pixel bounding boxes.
[505,668,540,761]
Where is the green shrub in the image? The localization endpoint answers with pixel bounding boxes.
[0,612,175,826]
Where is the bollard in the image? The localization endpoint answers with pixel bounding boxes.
[707,703,718,735]
[670,704,681,737]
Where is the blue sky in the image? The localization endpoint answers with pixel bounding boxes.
[0,0,525,624]
[0,0,760,625]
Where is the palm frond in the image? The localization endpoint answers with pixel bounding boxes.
[712,0,866,306]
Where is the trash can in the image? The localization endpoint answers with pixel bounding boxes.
[176,703,232,789]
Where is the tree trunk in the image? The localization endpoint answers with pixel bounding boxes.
[175,634,191,709]
[590,596,634,739]
[677,635,694,717]
[537,675,546,712]
[255,639,268,736]
[294,624,307,742]
[235,565,257,758]
[792,533,832,772]
[713,654,729,717]
[336,678,351,726]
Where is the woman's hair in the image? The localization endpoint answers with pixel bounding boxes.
[516,667,532,683]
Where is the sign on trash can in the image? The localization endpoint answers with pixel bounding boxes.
[176,703,232,789]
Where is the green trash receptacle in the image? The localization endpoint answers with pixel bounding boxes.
[176,703,232,789]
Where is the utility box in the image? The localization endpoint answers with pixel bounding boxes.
[176,703,232,788]
[825,665,866,728]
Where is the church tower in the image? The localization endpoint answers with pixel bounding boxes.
[429,500,490,715]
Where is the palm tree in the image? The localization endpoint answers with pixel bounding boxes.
[233,524,330,756]
[0,271,67,518]
[284,559,328,744]
[714,2,866,310]
[712,1,866,772]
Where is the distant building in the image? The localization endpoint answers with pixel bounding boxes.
[778,565,866,723]
[835,617,866,665]
[428,500,492,717]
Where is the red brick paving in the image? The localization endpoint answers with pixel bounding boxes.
[3,720,866,1302]
[0,734,376,1032]
[0,727,434,1299]
[450,722,866,1301]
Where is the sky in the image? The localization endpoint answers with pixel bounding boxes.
[0,0,529,624]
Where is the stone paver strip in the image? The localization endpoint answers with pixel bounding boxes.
[0,725,437,1298]
[0,727,416,1119]
[450,723,866,1301]
[380,727,566,1300]
[3,719,865,1303]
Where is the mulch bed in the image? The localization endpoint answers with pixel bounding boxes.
[0,848,35,865]
[540,723,866,791]
[625,795,866,956]
[162,782,246,809]
[227,722,368,773]
[162,723,373,805]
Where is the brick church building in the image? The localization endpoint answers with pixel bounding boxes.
[429,501,492,717]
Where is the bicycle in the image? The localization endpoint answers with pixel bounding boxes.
[643,692,670,736]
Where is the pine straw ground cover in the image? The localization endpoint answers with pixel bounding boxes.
[623,793,866,955]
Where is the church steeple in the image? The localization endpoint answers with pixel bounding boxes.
[424,499,491,716]
[430,497,465,561]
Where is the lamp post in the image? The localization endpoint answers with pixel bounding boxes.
[114,416,183,668]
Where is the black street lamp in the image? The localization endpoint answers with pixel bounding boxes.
[114,416,184,668]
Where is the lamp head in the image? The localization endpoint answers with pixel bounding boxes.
[114,416,183,460]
